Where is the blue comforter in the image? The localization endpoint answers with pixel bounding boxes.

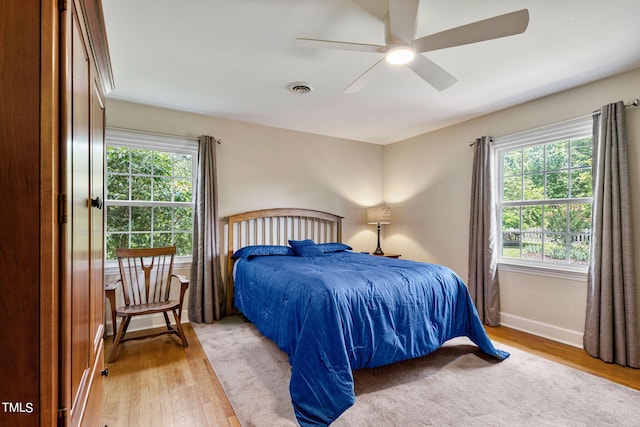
[233,251,508,426]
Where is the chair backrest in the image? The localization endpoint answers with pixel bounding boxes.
[116,246,177,306]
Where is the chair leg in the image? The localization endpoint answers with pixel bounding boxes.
[108,316,130,363]
[172,309,188,348]
[111,316,118,342]
[121,316,131,338]
[163,311,172,330]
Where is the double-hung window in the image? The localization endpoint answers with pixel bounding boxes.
[494,116,593,272]
[105,128,198,261]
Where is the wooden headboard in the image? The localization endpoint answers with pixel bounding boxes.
[223,208,343,314]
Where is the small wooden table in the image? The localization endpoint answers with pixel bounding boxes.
[373,253,401,259]
[105,283,117,340]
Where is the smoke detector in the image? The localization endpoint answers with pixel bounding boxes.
[287,82,313,94]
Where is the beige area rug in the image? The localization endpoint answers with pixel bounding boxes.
[193,315,640,427]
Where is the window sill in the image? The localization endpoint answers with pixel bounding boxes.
[497,260,588,281]
[104,257,193,277]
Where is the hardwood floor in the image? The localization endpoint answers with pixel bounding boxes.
[485,326,640,391]
[102,324,240,427]
[103,323,640,426]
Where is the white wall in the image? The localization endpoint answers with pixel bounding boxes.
[383,67,640,347]
[105,99,385,332]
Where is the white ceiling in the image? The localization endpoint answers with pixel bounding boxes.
[102,0,640,144]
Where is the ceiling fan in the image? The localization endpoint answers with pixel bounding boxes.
[295,0,529,93]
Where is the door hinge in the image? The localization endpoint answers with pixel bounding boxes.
[58,193,68,224]
[57,407,69,427]
[58,0,67,12]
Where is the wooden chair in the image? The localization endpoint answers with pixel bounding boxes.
[106,246,189,363]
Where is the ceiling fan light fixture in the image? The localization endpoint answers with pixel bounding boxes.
[385,46,415,65]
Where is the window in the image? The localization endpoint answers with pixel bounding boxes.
[494,116,593,270]
[105,128,198,261]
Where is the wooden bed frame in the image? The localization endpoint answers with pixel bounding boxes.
[223,208,343,314]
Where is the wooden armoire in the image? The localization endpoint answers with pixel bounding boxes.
[0,0,113,425]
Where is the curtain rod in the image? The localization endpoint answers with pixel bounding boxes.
[468,97,639,146]
[106,126,221,144]
[590,97,638,118]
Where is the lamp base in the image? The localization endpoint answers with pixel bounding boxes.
[373,223,384,255]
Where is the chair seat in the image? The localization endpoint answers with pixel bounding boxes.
[115,300,181,317]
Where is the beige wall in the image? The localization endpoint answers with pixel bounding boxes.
[105,99,385,331]
[106,99,385,247]
[383,67,640,346]
[105,67,640,346]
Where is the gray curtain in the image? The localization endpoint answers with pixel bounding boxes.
[584,101,639,368]
[468,136,501,326]
[189,135,225,323]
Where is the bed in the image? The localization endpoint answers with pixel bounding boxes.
[224,208,509,426]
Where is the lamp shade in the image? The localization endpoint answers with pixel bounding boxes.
[367,206,391,225]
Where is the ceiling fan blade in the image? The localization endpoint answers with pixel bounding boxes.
[412,9,529,53]
[407,55,457,91]
[344,59,388,93]
[388,0,420,44]
[296,38,386,54]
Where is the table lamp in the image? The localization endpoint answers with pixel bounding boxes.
[367,206,391,255]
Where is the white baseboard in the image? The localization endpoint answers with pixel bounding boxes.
[500,312,584,349]
[106,308,190,336]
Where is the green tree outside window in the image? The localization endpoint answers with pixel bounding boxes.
[105,145,195,260]
[499,136,593,265]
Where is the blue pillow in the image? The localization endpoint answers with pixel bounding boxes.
[317,242,352,253]
[232,245,295,259]
[288,239,324,257]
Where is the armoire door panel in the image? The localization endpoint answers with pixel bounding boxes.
[70,4,91,412]
[60,2,105,425]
